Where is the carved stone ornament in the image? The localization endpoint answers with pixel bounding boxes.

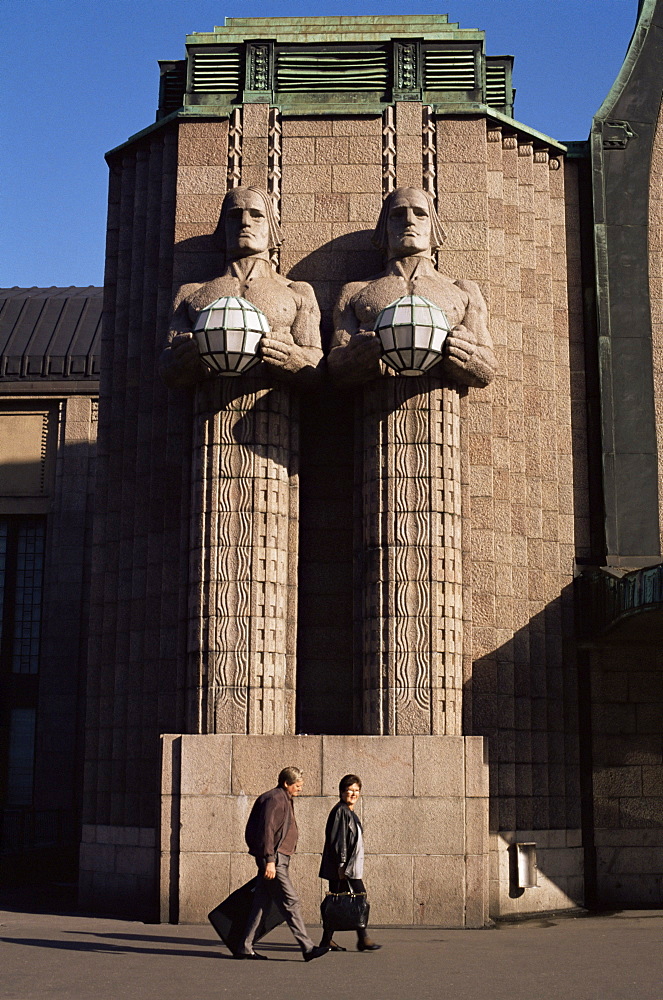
[160,186,322,390]
[328,186,497,389]
[603,119,638,150]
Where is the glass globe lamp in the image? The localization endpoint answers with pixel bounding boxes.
[192,296,270,376]
[373,294,451,376]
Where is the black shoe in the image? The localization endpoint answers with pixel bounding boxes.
[304,945,328,962]
[328,940,347,952]
[357,938,381,951]
[233,952,269,960]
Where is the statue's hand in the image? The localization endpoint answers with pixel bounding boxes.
[261,327,297,368]
[170,331,202,366]
[443,324,496,388]
[348,330,383,366]
[328,329,383,385]
[445,324,478,365]
[160,331,209,388]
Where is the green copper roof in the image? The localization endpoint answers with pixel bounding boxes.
[186,13,483,45]
[105,12,574,156]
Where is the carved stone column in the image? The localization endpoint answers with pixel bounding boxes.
[359,376,463,735]
[189,377,298,735]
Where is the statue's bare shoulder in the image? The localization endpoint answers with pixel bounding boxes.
[173,281,204,310]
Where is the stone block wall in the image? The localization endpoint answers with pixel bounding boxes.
[81,125,189,917]
[490,830,584,917]
[280,115,384,348]
[430,119,584,913]
[590,644,663,906]
[160,734,489,927]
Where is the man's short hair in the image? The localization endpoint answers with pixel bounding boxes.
[278,766,303,787]
[339,773,362,795]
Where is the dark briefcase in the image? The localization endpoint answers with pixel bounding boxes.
[208,877,283,955]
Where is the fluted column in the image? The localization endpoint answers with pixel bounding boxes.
[359,376,463,735]
[189,377,298,734]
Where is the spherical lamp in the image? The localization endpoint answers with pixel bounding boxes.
[192,296,269,376]
[373,294,451,376]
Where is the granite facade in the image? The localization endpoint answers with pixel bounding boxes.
[77,9,663,923]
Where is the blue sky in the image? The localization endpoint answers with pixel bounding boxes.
[1,0,639,288]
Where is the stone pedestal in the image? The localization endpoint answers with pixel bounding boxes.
[189,377,298,735]
[359,377,463,735]
[160,733,489,927]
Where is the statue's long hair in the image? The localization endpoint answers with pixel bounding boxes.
[371,187,446,254]
[215,186,283,253]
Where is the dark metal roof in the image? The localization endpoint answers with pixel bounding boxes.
[0,287,102,382]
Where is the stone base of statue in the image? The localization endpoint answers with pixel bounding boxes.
[159,733,489,928]
[188,375,299,735]
[358,374,464,735]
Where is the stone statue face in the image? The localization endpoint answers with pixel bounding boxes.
[386,187,432,259]
[223,188,271,259]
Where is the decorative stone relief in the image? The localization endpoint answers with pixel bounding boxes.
[267,108,282,223]
[268,107,282,269]
[422,105,436,199]
[249,44,271,92]
[382,106,396,197]
[227,107,243,189]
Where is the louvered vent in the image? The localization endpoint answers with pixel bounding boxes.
[161,63,186,115]
[191,49,241,93]
[486,64,507,107]
[276,48,388,92]
[424,49,476,91]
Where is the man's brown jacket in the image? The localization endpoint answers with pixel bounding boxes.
[244,785,292,864]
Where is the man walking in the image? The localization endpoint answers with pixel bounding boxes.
[236,766,328,962]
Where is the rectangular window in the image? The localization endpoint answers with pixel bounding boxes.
[7,708,35,806]
[12,522,45,675]
[0,517,45,808]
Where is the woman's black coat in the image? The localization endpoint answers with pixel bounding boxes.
[319,800,360,880]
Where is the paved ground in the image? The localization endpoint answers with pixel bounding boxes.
[0,896,662,1000]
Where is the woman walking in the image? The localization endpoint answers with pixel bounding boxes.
[318,774,381,952]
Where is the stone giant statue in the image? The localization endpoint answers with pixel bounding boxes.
[328,186,496,387]
[160,185,322,386]
[159,186,323,736]
[330,188,497,736]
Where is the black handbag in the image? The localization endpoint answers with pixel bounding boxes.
[320,890,370,931]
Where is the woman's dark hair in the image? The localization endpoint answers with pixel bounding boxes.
[339,773,362,795]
